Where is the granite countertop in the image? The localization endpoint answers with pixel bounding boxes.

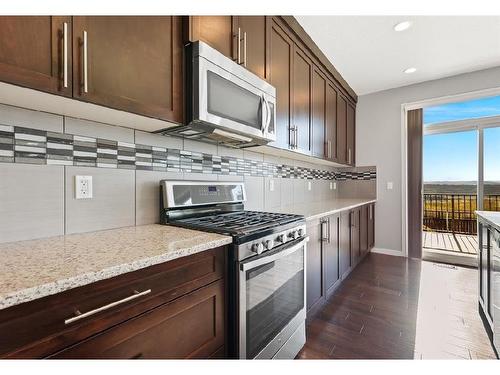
[278,198,377,221]
[476,211,500,232]
[0,225,232,311]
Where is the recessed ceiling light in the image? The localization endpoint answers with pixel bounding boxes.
[394,21,412,32]
[404,67,417,74]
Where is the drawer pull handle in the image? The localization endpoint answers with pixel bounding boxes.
[64,289,151,325]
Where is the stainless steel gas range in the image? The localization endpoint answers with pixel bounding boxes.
[160,180,307,359]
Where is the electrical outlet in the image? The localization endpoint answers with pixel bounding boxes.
[307,181,312,191]
[75,175,93,199]
[329,182,333,190]
[269,179,275,192]
[333,182,337,190]
[387,181,393,190]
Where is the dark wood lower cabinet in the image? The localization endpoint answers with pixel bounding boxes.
[306,205,375,318]
[339,210,351,279]
[0,246,227,359]
[306,219,323,311]
[51,280,225,359]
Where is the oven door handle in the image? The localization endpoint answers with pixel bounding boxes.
[240,237,309,272]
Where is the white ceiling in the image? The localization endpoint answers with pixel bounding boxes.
[296,16,500,96]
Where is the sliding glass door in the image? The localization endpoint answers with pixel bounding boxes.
[483,127,500,212]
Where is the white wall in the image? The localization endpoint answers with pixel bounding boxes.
[357,66,500,254]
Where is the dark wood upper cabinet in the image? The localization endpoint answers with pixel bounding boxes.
[324,215,339,294]
[336,94,347,164]
[347,103,356,165]
[325,82,337,161]
[268,19,293,150]
[311,66,326,158]
[292,45,312,154]
[0,16,72,96]
[186,16,234,59]
[72,16,183,123]
[306,219,323,311]
[233,16,269,80]
[269,20,293,149]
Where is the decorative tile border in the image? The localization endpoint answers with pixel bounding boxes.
[0,125,376,181]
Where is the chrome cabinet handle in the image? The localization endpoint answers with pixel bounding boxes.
[321,219,328,242]
[295,126,299,149]
[64,289,151,325]
[289,126,295,149]
[83,30,88,93]
[348,148,352,164]
[63,22,68,88]
[327,140,332,159]
[237,28,241,64]
[243,31,247,67]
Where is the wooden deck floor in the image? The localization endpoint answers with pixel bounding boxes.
[297,253,496,359]
[423,231,478,255]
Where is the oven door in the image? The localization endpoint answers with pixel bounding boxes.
[238,237,307,359]
[196,56,276,144]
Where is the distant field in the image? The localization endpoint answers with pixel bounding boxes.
[423,182,500,234]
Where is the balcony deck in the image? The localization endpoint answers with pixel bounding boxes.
[422,231,478,255]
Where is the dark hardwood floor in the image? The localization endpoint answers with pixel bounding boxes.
[298,253,497,359]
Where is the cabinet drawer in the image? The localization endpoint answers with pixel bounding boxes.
[50,280,225,359]
[0,246,226,358]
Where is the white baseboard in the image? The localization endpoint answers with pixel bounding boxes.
[370,247,404,257]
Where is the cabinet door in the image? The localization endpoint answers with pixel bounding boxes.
[234,16,269,80]
[350,209,360,266]
[0,16,72,96]
[306,220,323,311]
[187,16,234,59]
[368,204,375,249]
[336,94,347,164]
[268,20,293,150]
[311,66,326,158]
[292,45,312,154]
[339,211,351,279]
[347,103,356,165]
[324,215,339,293]
[52,280,225,359]
[360,205,369,256]
[325,82,337,161]
[72,16,183,123]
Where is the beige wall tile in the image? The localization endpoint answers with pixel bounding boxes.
[280,178,294,207]
[65,167,135,234]
[0,164,64,243]
[244,176,264,211]
[264,177,281,210]
[65,117,134,143]
[135,130,183,149]
[184,139,217,155]
[0,103,63,132]
[136,171,183,225]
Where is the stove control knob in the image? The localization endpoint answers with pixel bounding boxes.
[289,230,299,240]
[252,242,264,255]
[298,228,304,237]
[264,239,274,250]
[277,234,285,243]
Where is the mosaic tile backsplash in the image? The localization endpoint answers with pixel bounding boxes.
[0,124,376,181]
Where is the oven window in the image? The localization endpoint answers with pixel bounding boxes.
[207,71,263,130]
[245,247,304,358]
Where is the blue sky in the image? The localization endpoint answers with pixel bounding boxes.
[423,96,500,182]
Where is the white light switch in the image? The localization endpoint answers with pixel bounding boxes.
[75,175,93,199]
[269,179,275,192]
[333,182,337,190]
[329,182,333,190]
[387,181,393,190]
[307,181,312,191]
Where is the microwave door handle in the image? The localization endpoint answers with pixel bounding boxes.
[261,95,268,133]
[240,237,308,272]
[265,97,272,133]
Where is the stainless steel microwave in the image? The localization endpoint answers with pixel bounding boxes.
[160,41,276,148]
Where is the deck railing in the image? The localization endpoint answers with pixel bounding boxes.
[423,194,500,235]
